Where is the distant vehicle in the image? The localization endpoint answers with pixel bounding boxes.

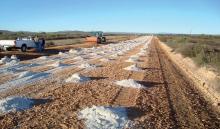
[86,31,106,43]
[0,36,45,52]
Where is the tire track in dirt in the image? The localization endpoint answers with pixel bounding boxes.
[130,39,175,128]
[155,39,179,128]
[155,38,220,129]
[112,87,140,107]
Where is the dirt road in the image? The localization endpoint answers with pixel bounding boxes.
[0,37,219,129]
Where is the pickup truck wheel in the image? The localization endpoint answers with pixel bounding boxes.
[6,48,12,51]
[21,45,27,52]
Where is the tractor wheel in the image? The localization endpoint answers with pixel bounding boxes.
[102,37,106,43]
[97,37,102,43]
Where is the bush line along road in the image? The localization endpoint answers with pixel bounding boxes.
[0,36,219,128]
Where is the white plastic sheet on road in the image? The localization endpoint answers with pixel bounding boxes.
[115,79,144,89]
[66,73,90,83]
[0,96,34,114]
[124,64,143,72]
[78,106,132,129]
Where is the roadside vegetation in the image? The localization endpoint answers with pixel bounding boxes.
[0,30,141,40]
[158,35,220,71]
[0,30,89,40]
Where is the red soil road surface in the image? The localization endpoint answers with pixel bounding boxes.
[0,37,220,129]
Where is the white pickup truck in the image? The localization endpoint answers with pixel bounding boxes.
[0,37,45,52]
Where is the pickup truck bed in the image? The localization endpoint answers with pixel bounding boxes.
[0,40,16,47]
[0,39,45,52]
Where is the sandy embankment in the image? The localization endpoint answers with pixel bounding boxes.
[158,40,220,111]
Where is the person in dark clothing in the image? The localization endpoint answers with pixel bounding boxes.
[35,37,45,52]
[41,38,45,52]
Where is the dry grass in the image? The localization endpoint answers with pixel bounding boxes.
[158,35,220,70]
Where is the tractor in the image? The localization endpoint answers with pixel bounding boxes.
[86,31,106,44]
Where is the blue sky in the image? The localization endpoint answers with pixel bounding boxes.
[0,0,219,34]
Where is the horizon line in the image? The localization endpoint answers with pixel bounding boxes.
[1,29,219,35]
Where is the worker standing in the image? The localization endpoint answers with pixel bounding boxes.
[39,38,45,52]
[34,36,39,42]
[34,36,41,52]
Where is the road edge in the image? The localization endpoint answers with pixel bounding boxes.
[157,38,220,112]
